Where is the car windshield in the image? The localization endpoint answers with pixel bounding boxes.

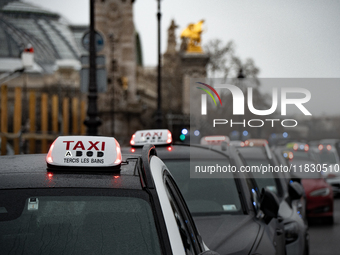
[317,151,338,164]
[243,158,281,196]
[0,189,162,255]
[289,150,311,159]
[289,159,322,179]
[164,159,243,216]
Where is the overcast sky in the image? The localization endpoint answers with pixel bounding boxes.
[23,0,340,79]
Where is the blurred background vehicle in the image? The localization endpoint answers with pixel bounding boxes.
[274,142,334,224]
[310,142,340,197]
[272,147,307,223]
[158,145,286,255]
[237,140,309,255]
[229,140,245,147]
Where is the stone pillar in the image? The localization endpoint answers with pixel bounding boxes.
[120,2,137,103]
[180,52,209,114]
[95,0,137,108]
[95,0,138,137]
[162,20,181,114]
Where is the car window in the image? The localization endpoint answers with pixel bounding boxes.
[290,151,312,160]
[288,158,322,179]
[0,189,162,255]
[243,176,261,214]
[164,175,200,255]
[244,158,282,197]
[317,150,338,164]
[290,168,322,179]
[164,159,243,215]
[289,150,315,160]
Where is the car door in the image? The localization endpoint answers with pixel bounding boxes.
[245,175,286,255]
[245,176,286,255]
[163,171,207,255]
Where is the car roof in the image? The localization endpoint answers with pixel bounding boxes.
[0,154,142,190]
[319,139,340,144]
[237,147,267,159]
[122,144,230,160]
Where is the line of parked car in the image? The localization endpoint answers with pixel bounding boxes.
[122,130,340,255]
[1,129,338,255]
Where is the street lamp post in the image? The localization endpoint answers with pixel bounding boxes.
[84,0,102,135]
[156,0,162,128]
[109,33,115,137]
[237,68,245,140]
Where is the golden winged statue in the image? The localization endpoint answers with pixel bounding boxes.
[180,20,204,53]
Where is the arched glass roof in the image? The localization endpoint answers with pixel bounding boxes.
[0,1,83,73]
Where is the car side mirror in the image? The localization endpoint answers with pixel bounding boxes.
[288,181,304,200]
[260,188,280,224]
[199,251,220,255]
[221,141,228,151]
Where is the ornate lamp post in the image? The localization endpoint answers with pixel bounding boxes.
[156,0,162,128]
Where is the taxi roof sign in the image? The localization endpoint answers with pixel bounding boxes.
[200,135,230,146]
[245,139,268,147]
[286,142,309,152]
[130,129,172,146]
[46,136,122,170]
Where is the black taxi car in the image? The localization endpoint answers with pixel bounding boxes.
[126,130,286,255]
[237,141,309,255]
[0,136,219,255]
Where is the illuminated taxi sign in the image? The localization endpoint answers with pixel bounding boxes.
[286,142,309,152]
[200,135,230,146]
[245,139,268,147]
[46,136,122,169]
[230,140,245,147]
[130,129,172,146]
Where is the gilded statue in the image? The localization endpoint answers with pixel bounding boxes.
[180,20,204,53]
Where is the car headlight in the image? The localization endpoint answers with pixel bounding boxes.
[284,222,299,244]
[310,188,330,197]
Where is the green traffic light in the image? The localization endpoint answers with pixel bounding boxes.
[179,134,186,141]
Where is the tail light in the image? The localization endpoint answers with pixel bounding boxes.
[167,130,172,144]
[293,143,298,151]
[130,134,136,146]
[114,139,122,164]
[288,152,294,160]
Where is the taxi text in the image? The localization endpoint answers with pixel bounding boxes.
[63,158,104,164]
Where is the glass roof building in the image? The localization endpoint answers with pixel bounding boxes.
[0,0,84,74]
